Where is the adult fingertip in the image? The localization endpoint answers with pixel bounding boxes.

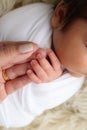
[18,42,38,54]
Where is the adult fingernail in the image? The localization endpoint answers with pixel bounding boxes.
[18,43,33,53]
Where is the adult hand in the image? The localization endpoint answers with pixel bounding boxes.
[0,41,38,102]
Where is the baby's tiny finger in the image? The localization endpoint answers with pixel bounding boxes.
[30,60,47,80]
[47,49,61,71]
[36,53,53,74]
[27,69,41,83]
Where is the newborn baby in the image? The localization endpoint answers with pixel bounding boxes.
[0,1,85,128]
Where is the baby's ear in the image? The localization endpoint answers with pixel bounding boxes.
[51,2,67,29]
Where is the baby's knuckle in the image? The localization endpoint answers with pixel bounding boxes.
[57,70,62,76]
[45,65,50,70]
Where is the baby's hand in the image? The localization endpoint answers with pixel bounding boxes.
[27,49,62,83]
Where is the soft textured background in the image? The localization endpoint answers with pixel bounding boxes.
[0,0,87,130]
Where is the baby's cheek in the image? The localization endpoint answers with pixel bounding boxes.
[69,71,83,77]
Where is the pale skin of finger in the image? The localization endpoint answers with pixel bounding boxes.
[0,41,39,103]
[36,53,54,75]
[30,60,48,81]
[27,48,46,62]
[6,62,31,80]
[0,47,62,102]
[0,49,45,101]
[0,68,34,103]
[5,75,31,95]
[46,49,62,71]
[0,61,32,102]
[5,48,62,84]
[0,69,5,83]
[27,70,41,83]
[0,74,32,103]
[1,48,46,82]
[36,49,62,75]
[29,51,63,83]
[2,48,47,80]
[0,83,7,102]
[2,48,46,80]
[5,59,44,83]
[0,42,38,69]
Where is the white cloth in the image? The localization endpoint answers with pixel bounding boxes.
[0,3,84,128]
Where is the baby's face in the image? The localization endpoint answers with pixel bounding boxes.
[52,19,87,77]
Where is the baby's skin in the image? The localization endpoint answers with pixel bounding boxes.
[6,48,63,84]
[27,48,63,83]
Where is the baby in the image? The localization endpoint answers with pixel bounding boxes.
[0,0,85,128]
[52,0,87,77]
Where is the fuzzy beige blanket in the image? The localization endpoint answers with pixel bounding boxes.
[0,0,87,130]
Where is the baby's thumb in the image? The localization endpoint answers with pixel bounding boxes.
[0,41,38,67]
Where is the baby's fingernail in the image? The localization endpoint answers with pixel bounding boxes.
[19,43,33,53]
[31,60,37,65]
[37,54,42,59]
[27,69,32,74]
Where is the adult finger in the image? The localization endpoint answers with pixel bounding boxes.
[0,83,7,102]
[5,62,31,80]
[5,75,31,95]
[0,41,38,67]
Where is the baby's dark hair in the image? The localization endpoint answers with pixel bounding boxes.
[54,0,87,30]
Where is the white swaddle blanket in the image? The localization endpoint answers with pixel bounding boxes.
[0,3,84,128]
